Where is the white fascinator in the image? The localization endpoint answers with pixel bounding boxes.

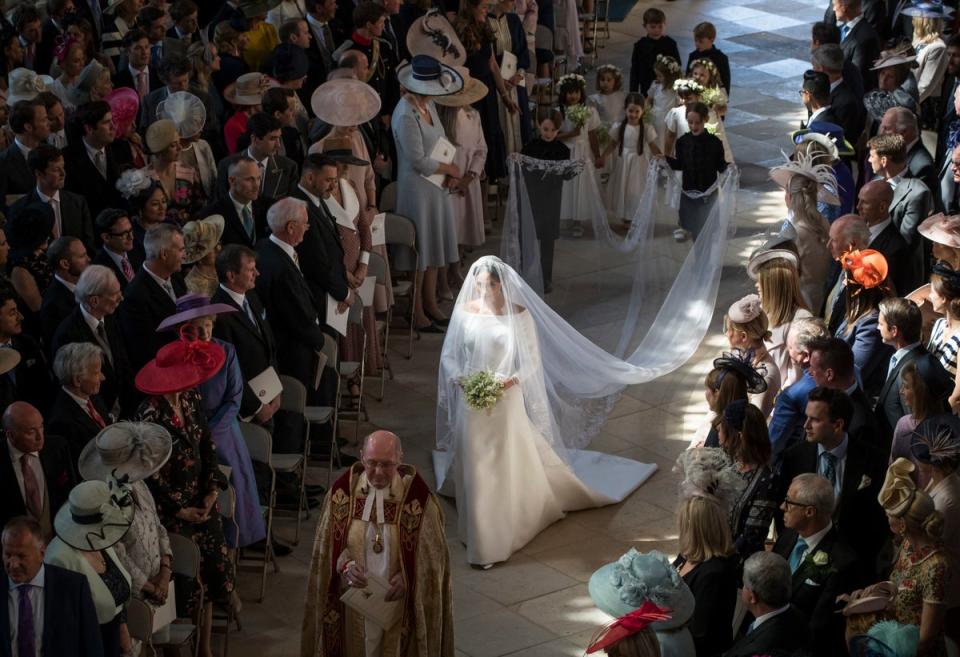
[116,168,154,200]
[673,447,745,509]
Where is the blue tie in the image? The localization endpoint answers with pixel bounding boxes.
[840,23,850,40]
[822,452,838,486]
[788,537,808,573]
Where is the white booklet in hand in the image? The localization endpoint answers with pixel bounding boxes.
[358,276,377,306]
[326,294,349,336]
[248,366,283,403]
[339,573,402,630]
[370,212,386,247]
[500,51,517,81]
[423,137,456,189]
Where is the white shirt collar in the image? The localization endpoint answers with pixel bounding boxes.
[830,78,842,91]
[268,234,298,263]
[799,520,834,554]
[219,283,246,307]
[13,137,32,160]
[818,433,849,461]
[298,183,321,207]
[82,138,105,161]
[54,274,76,292]
[79,304,103,332]
[868,217,892,241]
[102,246,126,269]
[229,191,251,218]
[752,604,791,629]
[8,564,44,591]
[129,62,148,76]
[890,342,922,369]
[62,385,90,407]
[143,264,172,289]
[7,438,38,461]
[246,148,269,168]
[808,106,830,123]
[35,187,60,204]
[843,15,863,33]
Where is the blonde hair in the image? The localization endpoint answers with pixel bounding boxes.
[912,16,943,43]
[757,258,808,327]
[678,495,735,563]
[725,310,772,343]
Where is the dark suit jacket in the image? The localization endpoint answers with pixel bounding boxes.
[112,64,163,95]
[805,106,842,130]
[196,196,269,249]
[907,140,940,210]
[63,140,133,219]
[9,334,55,414]
[874,343,925,443]
[291,187,350,320]
[778,436,887,567]
[825,0,888,40]
[840,18,881,91]
[0,143,34,211]
[211,286,278,419]
[51,307,134,417]
[8,188,96,253]
[722,604,810,657]
[92,247,142,293]
[869,221,914,294]
[0,566,103,657]
[214,152,299,201]
[0,432,76,531]
[39,278,77,351]
[118,268,187,373]
[769,372,817,458]
[830,79,866,145]
[254,238,326,389]
[835,312,894,399]
[36,18,64,76]
[772,527,862,657]
[46,389,110,464]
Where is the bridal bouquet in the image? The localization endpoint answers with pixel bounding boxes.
[566,104,591,128]
[460,370,505,412]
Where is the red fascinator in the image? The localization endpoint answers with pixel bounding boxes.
[105,87,140,138]
[135,326,226,395]
[841,249,888,290]
[586,601,672,654]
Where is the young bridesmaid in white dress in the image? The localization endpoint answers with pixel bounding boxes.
[557,74,603,238]
[648,55,681,154]
[604,93,660,224]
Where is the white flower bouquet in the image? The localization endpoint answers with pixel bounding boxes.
[460,370,506,412]
[566,104,591,128]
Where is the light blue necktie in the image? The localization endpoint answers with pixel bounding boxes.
[788,537,808,573]
[840,23,850,40]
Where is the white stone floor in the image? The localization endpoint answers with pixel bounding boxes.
[225,0,827,653]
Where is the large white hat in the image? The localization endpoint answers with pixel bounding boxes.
[54,480,134,551]
[7,68,53,106]
[310,79,382,127]
[397,55,464,97]
[79,422,173,484]
[157,91,207,140]
[406,9,465,66]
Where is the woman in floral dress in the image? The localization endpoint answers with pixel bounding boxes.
[145,119,206,224]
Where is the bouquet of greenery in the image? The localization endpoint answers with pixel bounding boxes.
[566,104,591,128]
[700,87,725,109]
[460,370,505,412]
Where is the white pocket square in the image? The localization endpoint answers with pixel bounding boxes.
[858,475,872,491]
[803,578,822,587]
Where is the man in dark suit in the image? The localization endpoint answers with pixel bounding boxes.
[199,157,270,249]
[12,6,44,75]
[47,342,111,463]
[112,29,163,99]
[92,209,142,292]
[212,245,282,426]
[812,44,866,147]
[63,101,133,220]
[824,0,887,42]
[0,403,77,537]
[166,0,201,43]
[11,144,96,253]
[292,155,352,323]
[52,265,134,418]
[835,0,881,91]
[305,0,338,75]
[215,113,299,201]
[858,180,915,294]
[118,224,187,373]
[811,21,865,99]
[774,474,862,657]
[778,387,888,570]
[39,237,89,350]
[936,35,960,168]
[0,99,50,213]
[1,516,103,657]
[879,106,939,206]
[823,215,870,332]
[723,552,810,657]
[807,337,881,447]
[800,70,841,129]
[0,288,54,413]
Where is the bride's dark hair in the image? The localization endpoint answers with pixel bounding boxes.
[475,262,502,283]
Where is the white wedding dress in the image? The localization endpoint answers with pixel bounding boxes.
[436,310,657,565]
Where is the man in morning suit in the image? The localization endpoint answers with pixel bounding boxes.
[215,113,299,202]
[870,133,934,249]
[0,403,77,538]
[92,209,143,293]
[112,29,163,98]
[880,107,939,209]
[292,155,352,324]
[47,343,112,465]
[199,157,270,249]
[212,245,282,426]
[807,337,881,445]
[801,70,841,128]
[834,0,881,91]
[39,237,88,352]
[0,99,49,213]
[774,474,862,657]
[811,22,865,99]
[778,386,888,573]
[723,552,810,657]
[823,215,870,333]
[118,224,187,373]
[859,181,915,295]
[812,44,866,145]
[52,265,134,418]
[63,101,133,219]
[2,516,103,657]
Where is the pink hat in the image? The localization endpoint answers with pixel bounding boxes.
[105,87,140,137]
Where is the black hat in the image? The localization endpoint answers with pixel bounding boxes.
[273,43,308,82]
[910,353,954,400]
[712,350,768,395]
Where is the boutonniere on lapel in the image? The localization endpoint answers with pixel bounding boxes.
[857,474,872,491]
[799,550,835,585]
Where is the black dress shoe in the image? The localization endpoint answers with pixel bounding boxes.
[417,322,445,334]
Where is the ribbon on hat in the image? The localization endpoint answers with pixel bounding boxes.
[932,261,960,296]
[586,600,672,654]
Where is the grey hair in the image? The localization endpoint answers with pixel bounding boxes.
[75,264,119,304]
[266,197,308,233]
[791,473,836,518]
[227,155,257,179]
[788,317,829,353]
[52,342,102,386]
[811,44,844,72]
[887,106,918,136]
[144,223,182,260]
[742,551,792,607]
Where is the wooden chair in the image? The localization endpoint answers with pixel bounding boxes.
[237,422,275,602]
[384,212,419,359]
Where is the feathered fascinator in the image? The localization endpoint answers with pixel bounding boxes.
[769,149,840,206]
[841,249,888,290]
[712,349,768,394]
[911,415,960,467]
[672,78,703,95]
[585,600,670,654]
[931,261,960,297]
[116,168,154,200]
[727,293,763,324]
[673,448,746,508]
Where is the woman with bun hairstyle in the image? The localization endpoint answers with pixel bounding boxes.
[724,293,780,416]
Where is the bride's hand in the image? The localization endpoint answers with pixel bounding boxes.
[501,377,519,390]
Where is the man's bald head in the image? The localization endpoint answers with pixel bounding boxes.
[361,431,403,488]
[3,402,44,454]
[856,180,894,226]
[827,214,870,259]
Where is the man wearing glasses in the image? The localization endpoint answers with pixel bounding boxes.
[773,473,863,657]
[302,430,454,657]
[92,209,143,293]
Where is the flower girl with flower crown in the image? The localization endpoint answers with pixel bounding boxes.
[557,73,603,238]
[648,55,681,154]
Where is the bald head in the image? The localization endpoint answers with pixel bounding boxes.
[361,431,403,489]
[3,402,44,454]
[827,214,870,259]
[856,180,893,226]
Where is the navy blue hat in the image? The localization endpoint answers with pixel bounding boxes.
[909,352,954,400]
[791,121,855,158]
[273,43,308,82]
[722,398,748,432]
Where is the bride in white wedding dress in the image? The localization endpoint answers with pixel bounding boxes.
[435,257,658,567]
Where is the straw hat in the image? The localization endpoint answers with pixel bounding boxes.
[225,72,267,106]
[434,66,489,107]
[156,292,237,332]
[791,121,856,159]
[145,119,180,154]
[839,581,896,616]
[7,68,53,106]
[78,422,173,483]
[406,9,465,66]
[157,91,207,140]
[397,55,464,97]
[321,137,369,166]
[310,79,382,127]
[182,215,225,264]
[919,213,960,248]
[54,480,134,551]
[0,349,21,377]
[769,149,840,206]
[105,87,140,138]
[135,333,226,395]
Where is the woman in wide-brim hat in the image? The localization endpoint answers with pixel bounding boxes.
[45,480,134,657]
[157,89,217,198]
[905,0,951,123]
[156,296,268,553]
[79,422,178,609]
[224,72,267,153]
[182,215,225,297]
[145,119,206,223]
[133,331,236,656]
[392,55,465,333]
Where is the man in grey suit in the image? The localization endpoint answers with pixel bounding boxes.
[868,133,933,249]
[215,113,299,201]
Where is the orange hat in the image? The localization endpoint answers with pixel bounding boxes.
[841,249,888,289]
